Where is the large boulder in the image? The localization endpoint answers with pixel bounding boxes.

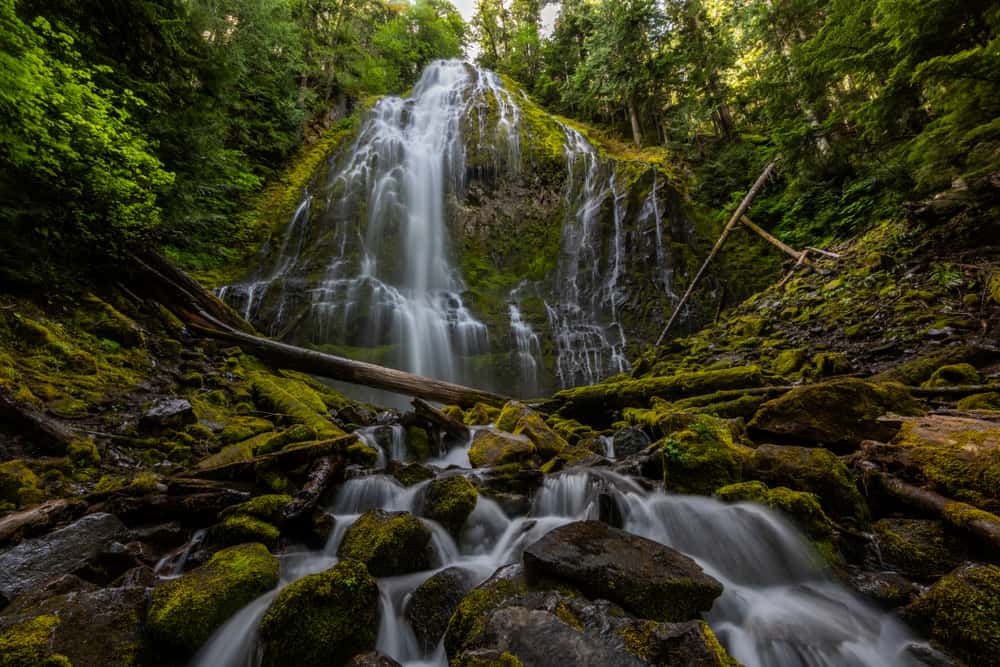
[337,510,431,576]
[0,513,125,604]
[468,429,536,468]
[422,476,478,536]
[904,562,1000,665]
[522,521,722,622]
[0,585,148,666]
[872,518,967,580]
[495,402,567,460]
[404,566,476,652]
[259,560,378,667]
[445,565,737,667]
[147,543,279,657]
[860,414,1000,513]
[139,398,196,433]
[745,444,869,523]
[613,426,651,459]
[748,379,922,449]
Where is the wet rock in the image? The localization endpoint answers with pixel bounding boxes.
[511,412,568,459]
[850,570,921,608]
[0,512,125,603]
[346,652,403,667]
[871,518,967,580]
[338,509,431,576]
[904,562,1000,664]
[613,427,651,458]
[259,560,378,667]
[423,475,478,536]
[405,566,476,652]
[389,461,435,487]
[97,488,251,525]
[147,543,279,657]
[206,514,280,549]
[745,444,869,522]
[139,398,196,433]
[522,521,723,622]
[473,467,543,515]
[748,379,922,449]
[923,363,980,388]
[468,429,536,468]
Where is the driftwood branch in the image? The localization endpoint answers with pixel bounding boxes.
[907,384,1000,397]
[656,161,777,346]
[740,216,812,265]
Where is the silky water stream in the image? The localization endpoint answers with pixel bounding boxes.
[191,431,929,667]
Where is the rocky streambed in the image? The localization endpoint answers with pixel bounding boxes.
[2,370,999,667]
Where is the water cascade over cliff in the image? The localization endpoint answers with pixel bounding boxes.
[219,60,723,397]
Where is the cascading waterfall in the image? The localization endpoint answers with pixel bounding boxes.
[637,171,678,301]
[545,125,630,387]
[193,428,927,667]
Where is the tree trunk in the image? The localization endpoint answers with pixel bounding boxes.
[628,95,643,148]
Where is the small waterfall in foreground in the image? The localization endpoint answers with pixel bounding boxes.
[192,436,926,667]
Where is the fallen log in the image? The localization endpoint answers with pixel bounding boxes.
[740,216,813,265]
[0,387,77,452]
[191,319,512,409]
[873,472,1000,550]
[0,498,87,548]
[282,456,340,524]
[413,398,470,441]
[908,383,1000,398]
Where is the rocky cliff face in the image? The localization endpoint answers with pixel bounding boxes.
[220,60,778,397]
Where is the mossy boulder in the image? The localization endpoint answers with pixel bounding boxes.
[811,352,851,377]
[863,414,1000,513]
[512,412,567,459]
[219,494,293,524]
[904,562,1000,665]
[148,543,279,657]
[390,461,435,487]
[957,392,1000,410]
[0,460,45,509]
[544,416,596,445]
[771,348,808,376]
[219,416,275,445]
[0,615,70,667]
[75,294,143,348]
[259,560,378,667]
[922,363,980,388]
[250,371,344,439]
[468,429,536,468]
[405,566,475,653]
[648,414,749,495]
[745,444,869,523]
[206,515,281,549]
[423,475,478,536]
[405,425,434,460]
[715,481,834,540]
[748,379,922,449]
[495,401,533,432]
[872,346,976,386]
[337,509,431,576]
[872,518,967,580]
[464,402,500,426]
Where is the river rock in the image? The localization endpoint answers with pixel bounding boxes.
[904,562,1000,665]
[0,584,148,666]
[0,512,125,605]
[745,444,869,522]
[422,476,478,536]
[259,560,378,667]
[522,521,723,622]
[872,518,967,580]
[748,379,921,449]
[337,509,431,576]
[405,566,476,652]
[468,429,536,468]
[472,467,544,516]
[139,398,196,433]
[613,426,651,458]
[147,542,279,657]
[345,652,402,667]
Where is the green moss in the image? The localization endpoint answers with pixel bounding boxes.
[872,518,965,579]
[67,438,100,467]
[957,392,1000,410]
[873,346,976,385]
[220,494,292,524]
[219,416,275,444]
[496,401,532,433]
[0,615,71,667]
[772,348,808,376]
[716,481,834,540]
[512,412,567,459]
[126,472,160,495]
[249,371,343,439]
[811,352,852,377]
[648,414,748,494]
[444,575,528,656]
[347,440,379,466]
[464,403,500,426]
[923,363,980,387]
[207,515,280,549]
[942,502,1000,535]
[468,430,536,468]
[423,476,478,535]
[337,510,431,576]
[148,543,279,657]
[393,462,435,487]
[699,621,741,666]
[0,459,45,508]
[259,560,378,667]
[540,445,597,474]
[544,416,596,445]
[457,651,524,667]
[905,563,1000,663]
[406,425,434,460]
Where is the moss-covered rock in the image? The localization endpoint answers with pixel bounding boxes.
[715,481,834,540]
[207,515,281,549]
[904,562,1000,664]
[423,475,478,536]
[0,615,70,667]
[468,429,536,468]
[444,569,530,657]
[872,346,976,386]
[250,371,344,439]
[390,462,435,487]
[512,412,567,459]
[495,401,533,433]
[337,509,431,576]
[0,460,45,509]
[649,414,749,495]
[544,416,596,445]
[220,494,293,524]
[872,518,966,580]
[464,403,500,426]
[811,352,851,377]
[405,566,475,653]
[259,559,378,667]
[771,348,808,376]
[745,444,869,523]
[957,392,1000,410]
[219,416,275,445]
[748,379,922,449]
[923,363,981,388]
[405,425,434,460]
[148,543,279,657]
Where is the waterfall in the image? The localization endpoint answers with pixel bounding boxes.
[544,125,630,387]
[637,171,678,301]
[507,284,542,396]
